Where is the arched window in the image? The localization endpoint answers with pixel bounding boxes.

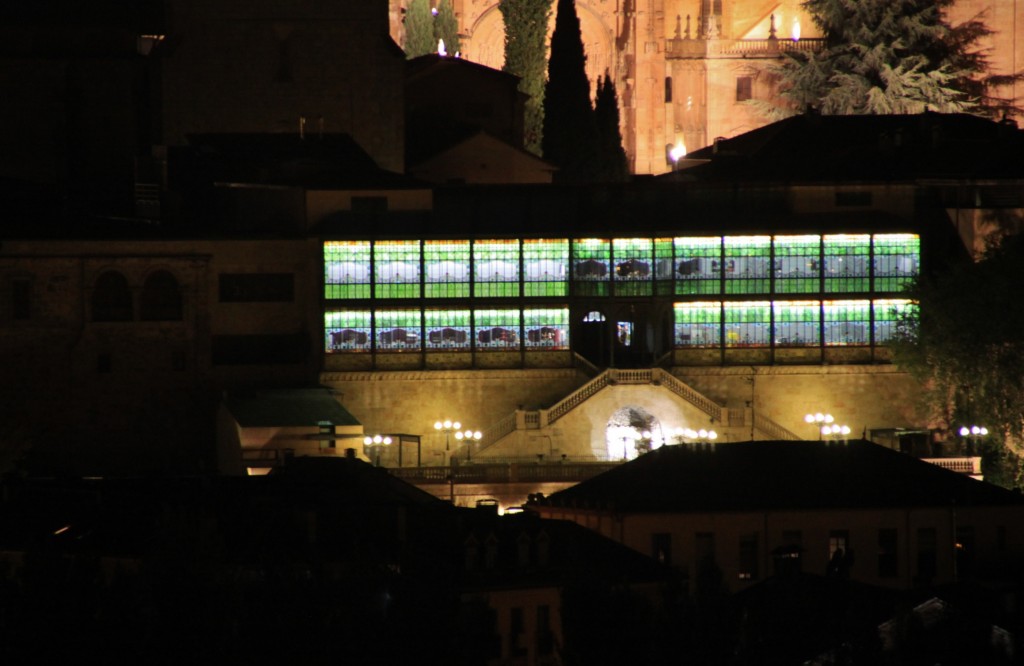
[140,270,183,321]
[92,271,133,322]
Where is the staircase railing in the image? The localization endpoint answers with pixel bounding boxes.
[652,368,723,422]
[753,412,801,441]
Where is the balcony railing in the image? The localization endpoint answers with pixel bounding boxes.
[666,36,826,59]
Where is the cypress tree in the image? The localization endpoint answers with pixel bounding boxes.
[433,0,461,55]
[404,0,436,59]
[542,0,599,183]
[499,0,553,155]
[594,72,629,181]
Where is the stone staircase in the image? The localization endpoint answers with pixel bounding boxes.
[457,367,799,459]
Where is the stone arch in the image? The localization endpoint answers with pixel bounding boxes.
[140,269,183,321]
[92,270,133,322]
[605,405,664,461]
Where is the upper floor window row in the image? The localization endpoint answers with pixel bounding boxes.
[324,234,919,300]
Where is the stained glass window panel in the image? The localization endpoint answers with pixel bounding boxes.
[774,235,821,294]
[873,234,920,292]
[523,239,569,297]
[473,239,520,298]
[474,309,521,350]
[524,308,569,349]
[424,240,470,298]
[823,300,870,345]
[376,309,422,351]
[425,309,471,351]
[773,300,820,346]
[823,235,870,293]
[724,236,770,295]
[873,299,916,344]
[674,237,722,295]
[573,238,611,296]
[325,310,371,352]
[324,241,371,299]
[374,241,421,299]
[724,301,771,347]
[654,238,675,295]
[674,302,721,347]
[612,238,653,296]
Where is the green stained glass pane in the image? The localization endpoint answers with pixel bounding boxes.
[376,309,422,351]
[474,309,520,350]
[724,301,771,346]
[773,300,820,346]
[524,307,569,349]
[774,235,821,294]
[573,238,611,296]
[612,238,653,296]
[823,299,870,345]
[474,239,520,298]
[324,241,371,299]
[523,239,569,297]
[724,236,770,295]
[424,240,470,298]
[424,309,471,351]
[674,237,722,296]
[674,301,721,347]
[873,298,916,343]
[654,238,675,295]
[374,240,421,299]
[873,234,920,292]
[824,235,871,293]
[325,310,371,352]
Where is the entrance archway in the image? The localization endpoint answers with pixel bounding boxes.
[605,406,664,461]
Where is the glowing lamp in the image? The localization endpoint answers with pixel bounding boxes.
[669,140,687,162]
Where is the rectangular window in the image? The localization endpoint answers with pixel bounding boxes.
[873,299,915,344]
[654,237,675,294]
[773,300,820,346]
[735,76,752,102]
[523,239,568,297]
[573,238,611,296]
[211,333,307,365]
[424,240,470,298]
[724,236,770,294]
[774,235,821,294]
[739,534,758,580]
[324,241,371,299]
[916,527,937,582]
[474,308,520,350]
[674,301,721,347]
[823,300,870,346]
[724,301,771,347]
[665,76,673,103]
[325,310,372,352]
[474,239,520,298]
[674,237,722,295]
[537,605,554,656]
[878,528,898,578]
[425,309,471,351]
[510,607,526,657]
[829,530,849,560]
[219,273,294,302]
[873,234,920,292]
[375,309,422,351]
[12,279,30,320]
[374,240,421,299]
[613,238,653,296]
[524,307,569,350]
[652,533,672,565]
[823,234,870,292]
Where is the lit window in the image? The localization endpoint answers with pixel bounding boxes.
[724,236,771,294]
[325,310,372,352]
[774,235,821,294]
[823,300,870,346]
[724,301,770,347]
[573,238,611,296]
[474,309,520,350]
[674,237,723,295]
[873,234,919,292]
[773,300,820,346]
[523,239,568,297]
[374,241,421,299]
[473,239,520,297]
[425,309,471,351]
[325,241,371,299]
[612,238,653,296]
[873,299,915,344]
[376,309,421,351]
[674,302,721,347]
[823,234,870,293]
[524,308,569,349]
[424,240,470,298]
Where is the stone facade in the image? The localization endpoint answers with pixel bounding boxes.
[389,0,1024,174]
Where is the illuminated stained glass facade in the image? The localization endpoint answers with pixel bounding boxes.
[323,233,919,357]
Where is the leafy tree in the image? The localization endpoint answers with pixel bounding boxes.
[892,231,1024,487]
[433,0,461,55]
[404,0,436,59]
[594,71,629,181]
[542,0,599,182]
[760,0,1021,118]
[500,0,554,154]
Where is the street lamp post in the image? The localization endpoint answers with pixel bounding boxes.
[804,412,834,440]
[362,434,392,466]
[434,419,461,465]
[454,428,483,461]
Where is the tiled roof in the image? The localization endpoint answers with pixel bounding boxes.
[535,440,1023,513]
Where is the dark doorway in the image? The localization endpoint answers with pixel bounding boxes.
[576,310,609,368]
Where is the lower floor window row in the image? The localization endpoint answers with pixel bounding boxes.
[325,307,569,352]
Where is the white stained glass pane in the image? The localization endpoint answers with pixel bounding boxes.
[524,308,569,349]
[823,300,870,345]
[773,301,820,346]
[325,310,371,352]
[376,309,422,350]
[424,309,471,351]
[674,302,721,347]
[474,309,520,350]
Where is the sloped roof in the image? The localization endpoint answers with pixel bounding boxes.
[224,387,360,428]
[534,440,1024,513]
[669,112,1024,182]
